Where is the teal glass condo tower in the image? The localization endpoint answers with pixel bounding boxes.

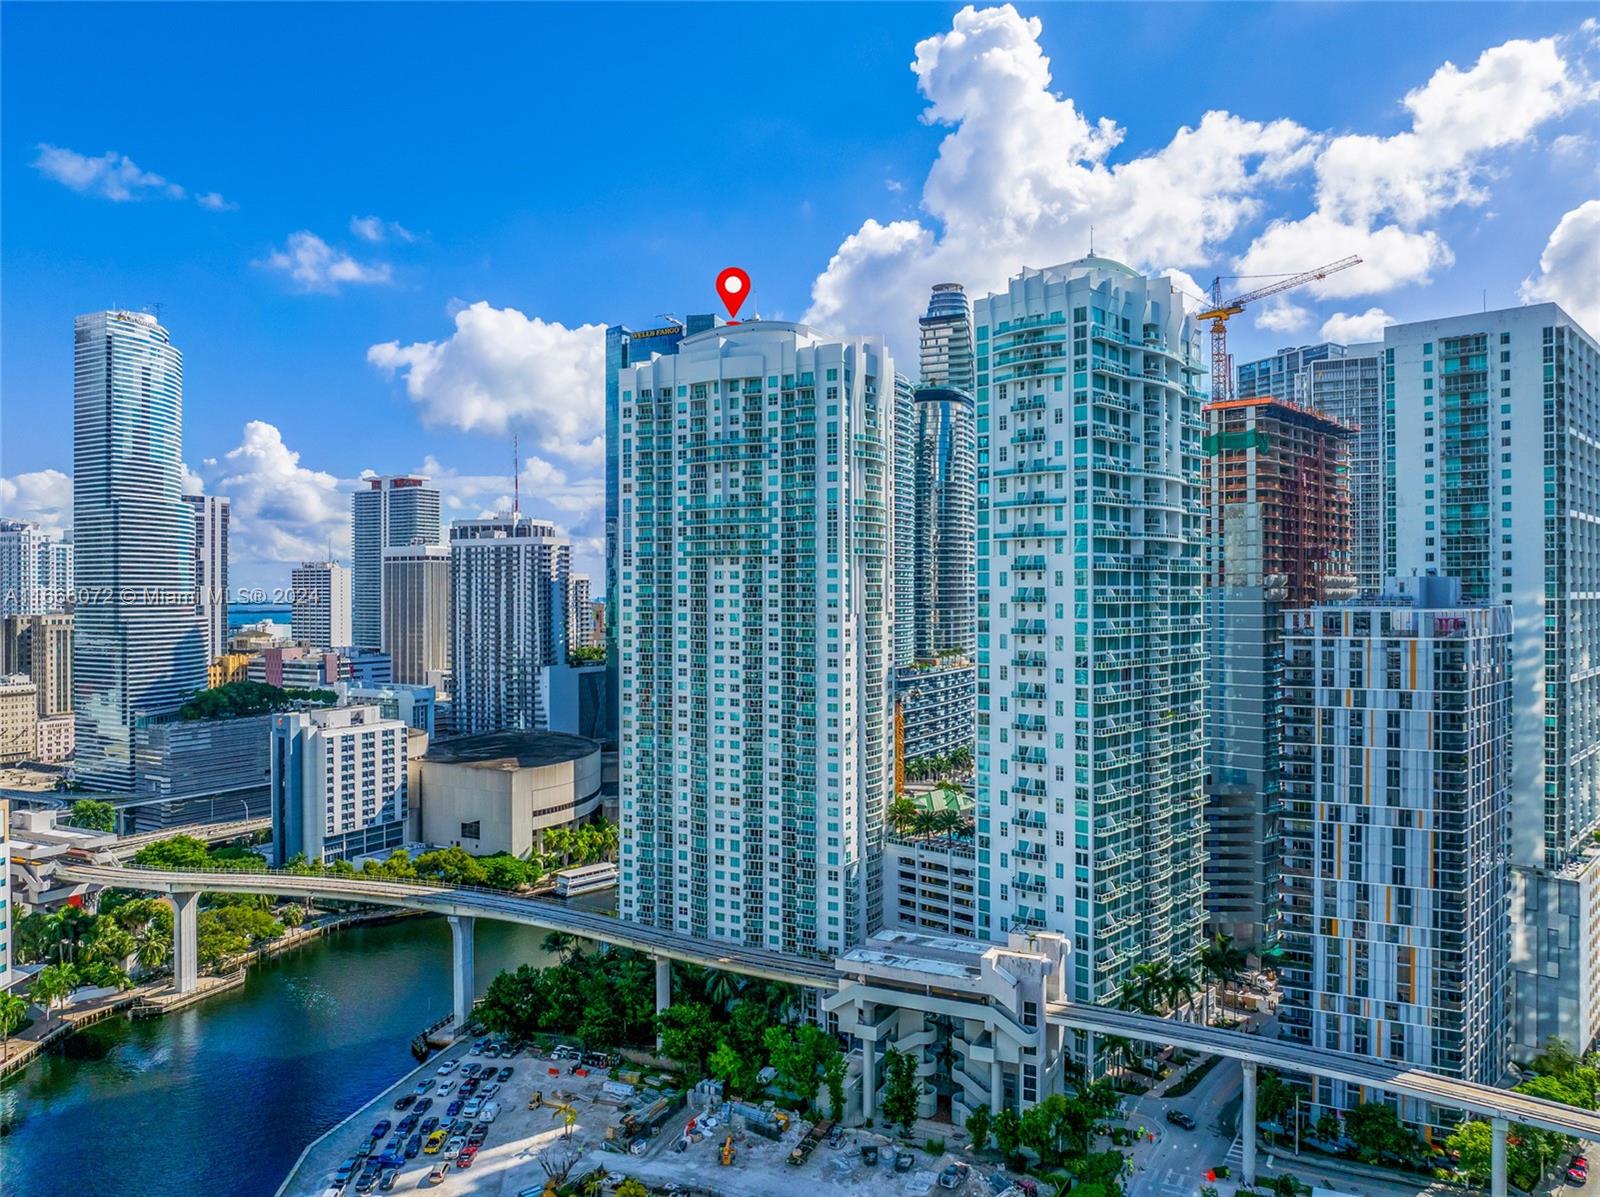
[971,258,1209,1004]
[616,321,895,957]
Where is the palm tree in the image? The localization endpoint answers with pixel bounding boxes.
[1199,933,1246,1023]
[1130,960,1170,1013]
[31,963,79,1018]
[0,991,27,1060]
[703,969,742,1012]
[1165,968,1198,1021]
[889,796,919,836]
[541,931,580,963]
[932,807,966,843]
[1101,1034,1138,1075]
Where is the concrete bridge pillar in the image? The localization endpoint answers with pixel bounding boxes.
[447,915,475,1032]
[1241,1061,1257,1186]
[654,956,671,1050]
[861,1035,877,1121]
[172,890,201,994]
[1491,1116,1508,1197]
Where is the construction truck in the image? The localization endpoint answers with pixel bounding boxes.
[721,1134,735,1165]
[788,1119,833,1166]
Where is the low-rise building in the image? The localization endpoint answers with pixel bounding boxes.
[208,651,253,689]
[418,730,602,858]
[884,835,978,939]
[827,929,1069,1127]
[334,681,436,737]
[0,675,38,764]
[271,705,411,864]
[34,714,73,763]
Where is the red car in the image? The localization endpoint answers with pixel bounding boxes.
[456,1146,479,1170]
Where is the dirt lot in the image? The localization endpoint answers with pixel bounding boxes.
[282,1038,988,1197]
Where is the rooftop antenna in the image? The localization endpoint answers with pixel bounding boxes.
[1089,225,1095,256]
[513,432,520,516]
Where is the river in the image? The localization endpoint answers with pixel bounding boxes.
[0,914,566,1197]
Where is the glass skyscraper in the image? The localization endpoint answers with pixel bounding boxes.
[972,257,1208,1004]
[72,310,207,791]
[617,321,894,956]
[351,475,440,650]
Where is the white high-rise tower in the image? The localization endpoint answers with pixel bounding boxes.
[972,258,1208,1003]
[617,321,895,955]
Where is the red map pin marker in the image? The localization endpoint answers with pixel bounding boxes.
[716,267,751,322]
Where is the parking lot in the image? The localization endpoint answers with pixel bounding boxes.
[283,1035,1001,1197]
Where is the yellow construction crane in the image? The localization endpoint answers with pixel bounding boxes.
[1196,256,1362,403]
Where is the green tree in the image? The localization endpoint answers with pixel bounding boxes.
[279,903,306,928]
[480,854,537,891]
[178,680,336,721]
[31,962,79,1013]
[823,1052,847,1121]
[66,798,117,833]
[1255,1071,1296,1129]
[710,1040,758,1096]
[413,845,490,886]
[880,1046,924,1134]
[133,835,212,870]
[477,964,543,1038]
[657,1002,720,1076]
[965,1104,993,1154]
[702,969,742,1012]
[1343,1101,1422,1165]
[889,795,920,836]
[994,1107,1023,1161]
[0,989,29,1040]
[614,1181,648,1197]
[569,644,606,665]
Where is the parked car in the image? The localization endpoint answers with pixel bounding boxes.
[462,1097,483,1118]
[413,1079,435,1095]
[437,1081,455,1097]
[436,1059,459,1076]
[423,1130,447,1155]
[457,1144,479,1170]
[404,1134,422,1159]
[895,1150,915,1173]
[479,1082,501,1099]
[469,1040,486,1056]
[414,1098,433,1115]
[444,1135,467,1160]
[497,1066,514,1082]
[480,1101,500,1124]
[392,1093,415,1111]
[446,1100,462,1118]
[939,1162,970,1190]
[378,1169,398,1193]
[420,1117,439,1134]
[1165,1110,1196,1130]
[397,1114,418,1134]
[427,1161,450,1185]
[1569,1165,1589,1185]
[369,1120,391,1140]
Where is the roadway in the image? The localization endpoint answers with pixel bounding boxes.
[53,859,1600,1145]
[1048,1001,1600,1141]
[102,817,272,859]
[53,861,836,989]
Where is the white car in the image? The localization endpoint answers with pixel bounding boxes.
[479,1082,501,1099]
[443,1135,467,1160]
[436,1059,459,1076]
[462,1097,483,1118]
[480,1101,501,1124]
[437,1080,456,1096]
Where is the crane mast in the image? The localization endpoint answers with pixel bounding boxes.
[1197,255,1362,402]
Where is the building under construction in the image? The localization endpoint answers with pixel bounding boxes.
[1202,396,1354,950]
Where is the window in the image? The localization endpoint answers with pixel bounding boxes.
[461,820,481,840]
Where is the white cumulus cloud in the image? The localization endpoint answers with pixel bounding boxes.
[257,231,393,293]
[805,6,1596,354]
[1320,308,1398,343]
[367,302,606,461]
[207,421,351,574]
[1236,34,1593,295]
[805,4,1320,351]
[0,469,73,538]
[1520,199,1600,333]
[196,191,238,212]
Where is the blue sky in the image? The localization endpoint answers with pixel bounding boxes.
[3,2,1596,589]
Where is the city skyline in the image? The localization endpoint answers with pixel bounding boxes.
[3,4,1595,592]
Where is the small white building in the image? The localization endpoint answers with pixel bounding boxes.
[418,730,602,858]
[827,929,1070,1127]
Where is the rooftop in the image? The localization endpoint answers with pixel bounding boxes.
[423,730,600,770]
